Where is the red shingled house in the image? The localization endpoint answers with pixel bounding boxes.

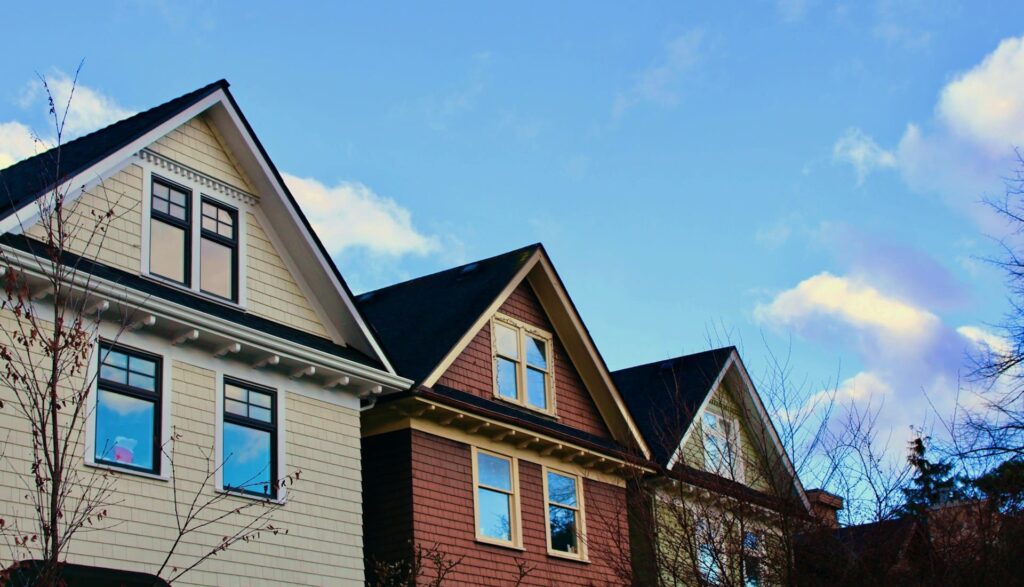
[357,244,651,586]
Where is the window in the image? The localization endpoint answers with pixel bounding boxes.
[698,542,724,586]
[742,532,763,587]
[545,468,585,558]
[703,411,743,481]
[222,380,277,498]
[473,448,519,547]
[199,198,238,301]
[94,343,161,474]
[149,178,190,285]
[146,175,243,304]
[492,315,553,413]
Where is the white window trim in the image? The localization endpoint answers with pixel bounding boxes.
[214,371,288,504]
[703,410,745,483]
[140,164,249,309]
[491,314,556,416]
[84,338,173,481]
[542,465,589,562]
[471,446,523,550]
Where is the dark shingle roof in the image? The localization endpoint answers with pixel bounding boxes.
[611,346,735,465]
[356,244,540,384]
[0,80,227,222]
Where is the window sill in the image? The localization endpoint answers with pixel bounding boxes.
[215,486,286,505]
[547,549,589,563]
[475,538,525,552]
[141,273,247,313]
[492,394,559,421]
[85,460,169,482]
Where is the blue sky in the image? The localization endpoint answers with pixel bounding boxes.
[3,1,1023,463]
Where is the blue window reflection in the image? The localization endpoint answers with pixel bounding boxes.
[95,344,160,473]
[222,380,276,498]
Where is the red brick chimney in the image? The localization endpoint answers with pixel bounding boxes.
[806,489,844,528]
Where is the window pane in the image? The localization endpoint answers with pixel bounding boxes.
[99,350,128,384]
[202,216,217,232]
[549,505,578,553]
[128,372,156,391]
[704,412,719,431]
[95,389,155,470]
[153,182,168,199]
[225,399,247,417]
[103,349,128,369]
[202,202,216,218]
[223,421,272,496]
[225,384,246,401]
[129,356,156,377]
[547,472,577,507]
[704,434,726,473]
[153,198,169,215]
[496,357,518,400]
[249,406,272,423]
[495,323,519,358]
[200,237,233,299]
[477,453,511,490]
[169,203,186,220]
[249,391,272,408]
[478,488,512,542]
[526,367,547,410]
[170,188,186,206]
[699,543,723,584]
[150,219,186,283]
[526,336,547,369]
[218,222,234,238]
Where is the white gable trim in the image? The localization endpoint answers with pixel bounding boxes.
[666,349,811,511]
[420,249,651,459]
[0,87,398,377]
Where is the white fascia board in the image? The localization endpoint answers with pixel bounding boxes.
[208,100,398,376]
[2,245,412,392]
[0,92,224,236]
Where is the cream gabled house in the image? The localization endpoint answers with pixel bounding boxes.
[612,347,811,586]
[0,80,410,585]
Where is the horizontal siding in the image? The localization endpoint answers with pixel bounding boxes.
[0,336,364,586]
[149,114,255,194]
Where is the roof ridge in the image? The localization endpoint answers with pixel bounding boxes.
[611,345,736,375]
[357,242,541,299]
[0,79,227,179]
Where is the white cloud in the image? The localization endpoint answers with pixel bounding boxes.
[957,325,1010,357]
[836,371,893,402]
[1,71,136,170]
[755,272,939,344]
[937,35,1024,154]
[0,122,41,169]
[834,35,1024,210]
[832,127,897,184]
[283,173,439,257]
[614,30,704,117]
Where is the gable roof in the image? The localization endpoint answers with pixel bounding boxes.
[611,347,735,465]
[357,244,539,384]
[357,244,650,458]
[0,80,227,221]
[614,346,811,510]
[0,80,402,381]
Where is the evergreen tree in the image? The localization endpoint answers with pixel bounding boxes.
[900,436,969,518]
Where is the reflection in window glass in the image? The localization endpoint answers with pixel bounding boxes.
[222,380,276,498]
[150,219,187,283]
[495,323,519,358]
[527,367,547,409]
[94,345,160,473]
[496,357,518,399]
[200,237,233,299]
[199,198,237,301]
[223,421,272,496]
[475,451,516,544]
[526,336,547,368]
[547,471,581,555]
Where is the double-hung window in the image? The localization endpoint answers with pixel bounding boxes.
[703,411,743,482]
[742,531,764,587]
[473,448,520,547]
[94,343,161,474]
[493,315,553,413]
[222,380,277,498]
[199,198,238,301]
[148,176,241,303]
[149,178,191,285]
[545,468,585,558]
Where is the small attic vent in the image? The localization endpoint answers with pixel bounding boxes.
[459,262,480,275]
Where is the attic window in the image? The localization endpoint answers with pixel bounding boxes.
[702,411,743,482]
[145,174,244,305]
[492,314,554,414]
